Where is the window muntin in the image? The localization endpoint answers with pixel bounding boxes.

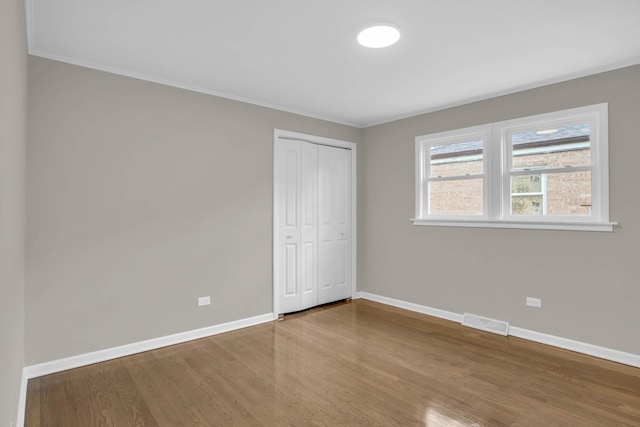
[414,104,610,230]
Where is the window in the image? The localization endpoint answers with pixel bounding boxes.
[414,104,615,231]
[419,126,488,217]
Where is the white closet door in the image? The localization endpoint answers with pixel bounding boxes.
[318,145,352,305]
[274,140,318,314]
[275,138,352,314]
[299,142,319,310]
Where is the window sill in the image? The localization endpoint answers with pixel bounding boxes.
[410,218,618,232]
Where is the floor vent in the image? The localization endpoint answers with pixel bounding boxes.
[462,313,509,336]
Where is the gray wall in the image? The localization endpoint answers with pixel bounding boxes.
[26,57,361,365]
[24,54,640,368]
[0,0,27,425]
[360,65,640,355]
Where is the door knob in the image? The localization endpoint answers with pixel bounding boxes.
[286,235,293,239]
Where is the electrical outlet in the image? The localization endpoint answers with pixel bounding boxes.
[197,296,211,307]
[526,297,542,308]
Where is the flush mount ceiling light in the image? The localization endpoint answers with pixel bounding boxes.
[536,128,559,135]
[357,25,400,48]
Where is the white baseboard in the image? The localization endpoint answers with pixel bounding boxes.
[16,312,273,426]
[508,326,640,368]
[15,370,27,427]
[357,291,640,369]
[356,291,463,323]
[16,294,640,425]
[23,312,274,380]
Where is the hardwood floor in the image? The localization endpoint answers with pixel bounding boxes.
[26,299,640,426]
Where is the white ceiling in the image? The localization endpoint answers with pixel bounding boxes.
[27,0,640,127]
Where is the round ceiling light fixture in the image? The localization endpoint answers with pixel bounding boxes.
[357,25,400,48]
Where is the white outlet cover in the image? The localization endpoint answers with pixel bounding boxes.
[198,296,211,306]
[526,297,542,308]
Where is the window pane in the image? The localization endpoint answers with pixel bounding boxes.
[510,171,592,216]
[511,124,591,171]
[512,174,543,194]
[429,178,483,215]
[430,140,483,178]
[512,195,544,215]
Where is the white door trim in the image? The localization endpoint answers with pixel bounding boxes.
[273,129,357,317]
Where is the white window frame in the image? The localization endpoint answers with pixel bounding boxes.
[416,124,491,220]
[413,103,617,232]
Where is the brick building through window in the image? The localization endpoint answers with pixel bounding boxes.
[429,124,591,216]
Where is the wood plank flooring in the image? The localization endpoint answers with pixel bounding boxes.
[26,299,640,426]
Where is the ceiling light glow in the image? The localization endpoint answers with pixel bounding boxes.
[536,129,559,135]
[357,25,400,48]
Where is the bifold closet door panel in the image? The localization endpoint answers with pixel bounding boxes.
[274,139,302,314]
[274,140,318,314]
[300,142,319,311]
[318,145,352,305]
